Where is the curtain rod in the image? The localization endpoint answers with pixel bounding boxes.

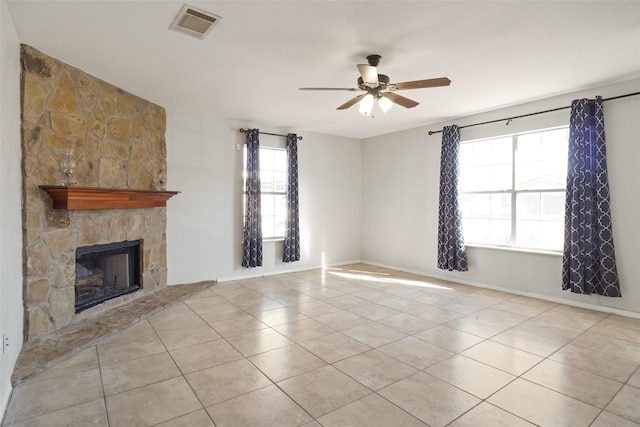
[239,128,303,140]
[427,91,640,135]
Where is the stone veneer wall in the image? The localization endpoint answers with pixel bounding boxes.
[21,45,168,340]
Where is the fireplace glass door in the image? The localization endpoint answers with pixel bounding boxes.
[75,240,142,313]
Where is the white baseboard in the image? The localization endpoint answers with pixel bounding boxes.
[361,260,640,320]
[215,260,363,283]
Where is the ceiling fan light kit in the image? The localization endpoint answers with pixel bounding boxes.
[300,54,451,115]
[377,96,394,113]
[358,94,375,116]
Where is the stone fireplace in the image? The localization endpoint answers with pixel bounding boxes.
[21,45,170,340]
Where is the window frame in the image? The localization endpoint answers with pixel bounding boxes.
[242,145,288,241]
[459,126,569,253]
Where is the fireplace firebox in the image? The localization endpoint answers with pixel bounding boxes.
[75,240,142,313]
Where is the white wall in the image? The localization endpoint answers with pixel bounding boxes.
[0,0,24,419]
[362,78,640,315]
[166,111,362,284]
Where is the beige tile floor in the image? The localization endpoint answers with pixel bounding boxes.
[3,263,640,426]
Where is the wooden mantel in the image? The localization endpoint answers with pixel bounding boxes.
[40,186,180,210]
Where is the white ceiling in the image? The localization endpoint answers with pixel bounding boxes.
[6,1,640,139]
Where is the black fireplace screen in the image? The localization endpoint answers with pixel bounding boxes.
[75,240,142,313]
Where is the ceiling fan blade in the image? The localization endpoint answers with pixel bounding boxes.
[337,94,366,110]
[357,64,379,88]
[381,92,419,108]
[299,87,360,91]
[391,77,451,91]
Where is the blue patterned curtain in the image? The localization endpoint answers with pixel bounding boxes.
[562,97,620,296]
[283,133,301,262]
[242,129,263,267]
[437,125,468,271]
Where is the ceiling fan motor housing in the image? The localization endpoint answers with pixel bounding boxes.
[358,74,389,90]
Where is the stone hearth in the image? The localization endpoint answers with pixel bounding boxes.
[21,45,169,340]
[11,280,214,385]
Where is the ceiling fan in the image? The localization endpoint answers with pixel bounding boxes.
[299,54,451,115]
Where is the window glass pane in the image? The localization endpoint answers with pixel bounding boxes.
[471,194,491,218]
[541,191,565,221]
[464,218,511,246]
[516,128,568,190]
[262,215,275,238]
[274,150,287,171]
[263,195,287,239]
[489,219,511,245]
[274,172,287,192]
[460,194,472,218]
[541,128,568,188]
[516,191,565,250]
[462,193,511,246]
[516,220,541,248]
[464,218,490,243]
[468,137,511,165]
[461,138,512,191]
[462,193,511,220]
[275,194,287,238]
[262,195,274,217]
[260,170,273,192]
[542,128,569,158]
[263,196,275,238]
[491,138,512,163]
[260,148,274,170]
[516,132,541,161]
[460,144,473,168]
[491,193,511,219]
[515,160,543,189]
[517,192,541,220]
[491,163,512,190]
[461,165,492,192]
[540,221,564,250]
[472,140,492,165]
[275,194,287,222]
[516,219,563,250]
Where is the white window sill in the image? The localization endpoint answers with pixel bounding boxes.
[465,243,562,257]
[264,237,284,243]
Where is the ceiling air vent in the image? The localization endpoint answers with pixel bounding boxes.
[169,5,221,40]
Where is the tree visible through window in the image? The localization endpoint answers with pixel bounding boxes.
[459,127,569,251]
[243,146,287,239]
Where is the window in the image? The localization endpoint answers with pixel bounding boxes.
[243,146,287,239]
[459,127,568,251]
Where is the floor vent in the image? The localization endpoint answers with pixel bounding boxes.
[169,5,221,40]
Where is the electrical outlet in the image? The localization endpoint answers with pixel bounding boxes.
[2,334,8,354]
